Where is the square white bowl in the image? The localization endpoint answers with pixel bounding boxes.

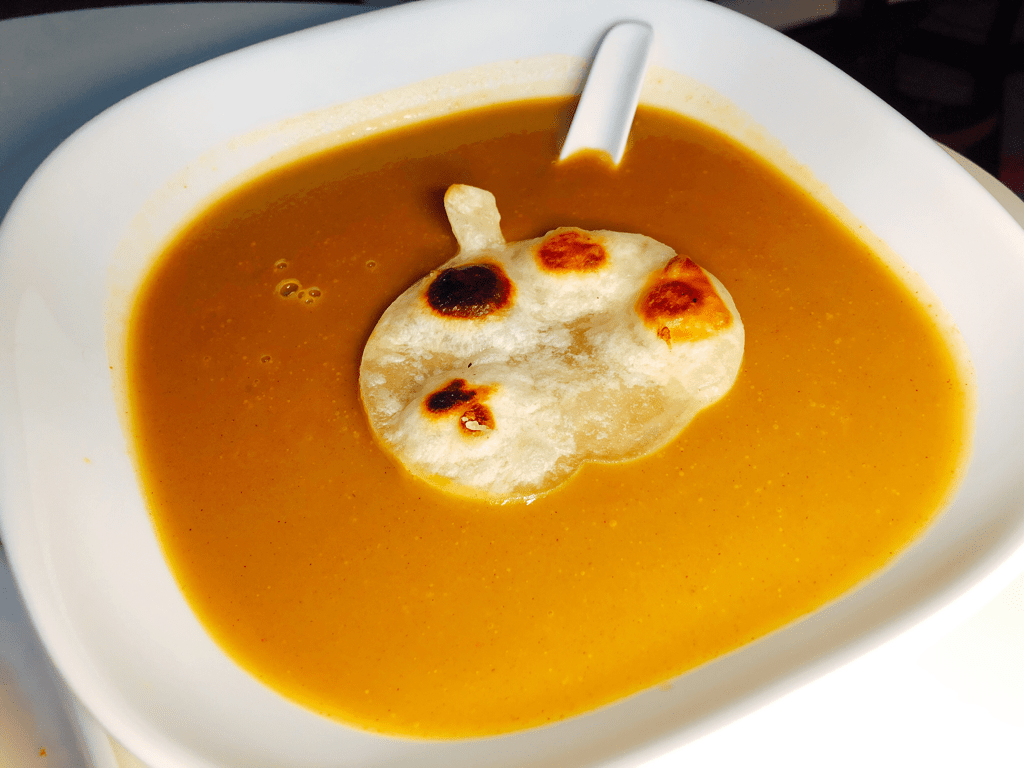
[2,1,1023,767]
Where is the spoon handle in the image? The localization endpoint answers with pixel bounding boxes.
[560,21,654,165]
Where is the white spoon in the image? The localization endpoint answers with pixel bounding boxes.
[559,21,654,165]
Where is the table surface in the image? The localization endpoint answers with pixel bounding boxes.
[1,4,1022,768]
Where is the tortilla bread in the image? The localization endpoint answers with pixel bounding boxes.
[359,185,744,501]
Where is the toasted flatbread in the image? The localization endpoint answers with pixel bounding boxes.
[359,185,744,501]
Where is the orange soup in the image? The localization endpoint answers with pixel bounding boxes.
[126,98,970,737]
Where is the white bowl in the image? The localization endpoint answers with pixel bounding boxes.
[2,1,1024,766]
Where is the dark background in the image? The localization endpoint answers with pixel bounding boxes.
[788,0,1024,196]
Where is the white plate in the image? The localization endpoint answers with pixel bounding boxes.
[2,1,1024,767]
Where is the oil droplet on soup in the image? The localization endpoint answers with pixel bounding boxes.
[126,98,971,738]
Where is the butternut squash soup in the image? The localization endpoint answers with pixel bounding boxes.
[126,98,971,738]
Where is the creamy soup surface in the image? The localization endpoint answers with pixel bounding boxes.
[127,98,971,737]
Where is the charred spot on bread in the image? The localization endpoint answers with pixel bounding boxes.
[535,229,608,272]
[638,256,733,344]
[426,262,513,318]
[459,404,495,435]
[424,380,496,437]
[425,379,478,414]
